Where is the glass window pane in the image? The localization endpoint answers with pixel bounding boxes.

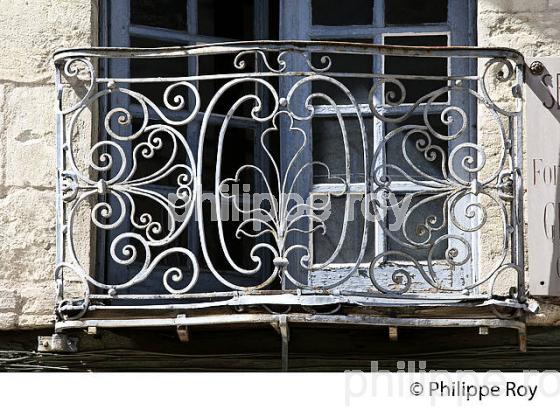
[201,200,258,273]
[385,115,448,181]
[384,35,448,103]
[197,53,256,117]
[312,117,373,184]
[312,0,373,26]
[198,0,255,40]
[311,42,373,104]
[131,0,188,30]
[200,124,255,191]
[386,194,447,261]
[129,37,189,103]
[199,125,274,286]
[385,0,447,26]
[313,195,375,264]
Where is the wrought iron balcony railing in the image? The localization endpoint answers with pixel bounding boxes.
[53,41,528,333]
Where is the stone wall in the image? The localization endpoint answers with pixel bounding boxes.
[479,0,560,56]
[0,0,96,329]
[2,1,560,330]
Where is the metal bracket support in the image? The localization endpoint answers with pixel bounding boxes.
[176,314,190,343]
[518,326,527,353]
[271,314,290,371]
[388,326,398,341]
[37,334,78,353]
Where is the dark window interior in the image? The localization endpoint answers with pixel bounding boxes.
[131,0,188,30]
[312,117,373,184]
[311,0,374,26]
[385,0,448,25]
[102,0,475,289]
[313,195,376,264]
[384,35,449,103]
[198,0,255,39]
[311,40,373,104]
[129,37,190,103]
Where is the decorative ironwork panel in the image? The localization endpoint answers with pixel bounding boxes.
[53,42,526,320]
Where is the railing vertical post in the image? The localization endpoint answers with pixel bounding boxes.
[513,63,526,301]
[54,62,65,306]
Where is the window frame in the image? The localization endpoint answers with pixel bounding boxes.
[98,0,478,293]
[97,0,276,291]
[282,0,479,290]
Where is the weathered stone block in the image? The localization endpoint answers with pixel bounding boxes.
[548,0,560,10]
[0,188,56,284]
[0,312,18,329]
[480,0,548,13]
[0,289,19,311]
[0,0,96,83]
[4,86,55,187]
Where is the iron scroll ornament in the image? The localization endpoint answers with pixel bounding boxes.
[53,43,525,319]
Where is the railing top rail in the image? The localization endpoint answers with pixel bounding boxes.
[53,40,525,65]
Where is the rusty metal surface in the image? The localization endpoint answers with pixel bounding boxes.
[53,40,525,64]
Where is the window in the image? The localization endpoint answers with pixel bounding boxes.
[287,0,477,290]
[98,0,476,294]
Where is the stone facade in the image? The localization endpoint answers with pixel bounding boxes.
[0,0,96,329]
[1,0,560,330]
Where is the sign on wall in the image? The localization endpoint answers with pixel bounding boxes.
[527,57,560,296]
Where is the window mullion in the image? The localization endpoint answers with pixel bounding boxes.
[279,0,313,287]
[185,0,200,266]
[447,0,478,288]
[373,0,384,28]
[372,29,386,261]
[186,0,198,35]
[104,0,132,288]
